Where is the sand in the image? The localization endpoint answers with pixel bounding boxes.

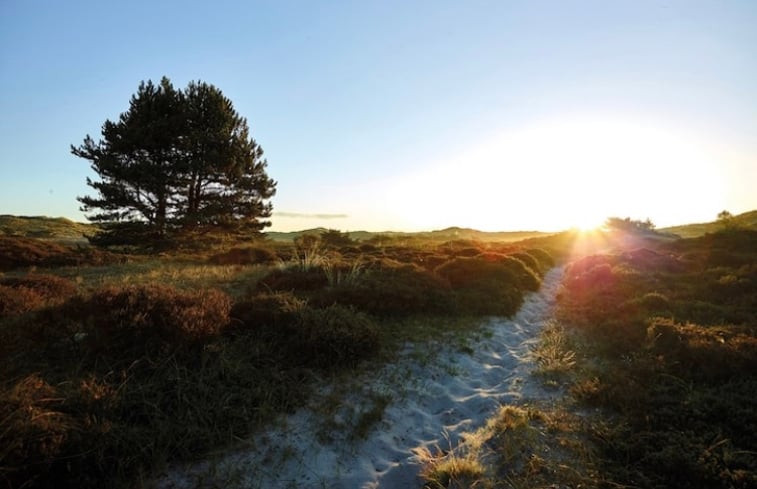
[155,266,564,488]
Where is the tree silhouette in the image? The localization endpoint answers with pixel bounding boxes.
[72,77,276,244]
[717,210,735,230]
[604,217,656,234]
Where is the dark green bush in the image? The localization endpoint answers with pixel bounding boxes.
[499,255,541,291]
[290,305,379,369]
[435,257,524,316]
[435,256,511,288]
[230,291,306,333]
[508,252,542,276]
[312,263,454,317]
[636,292,671,313]
[524,248,555,270]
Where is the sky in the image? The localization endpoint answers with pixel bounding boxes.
[1,0,755,232]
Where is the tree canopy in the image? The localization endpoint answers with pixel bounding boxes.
[604,217,656,234]
[72,77,276,245]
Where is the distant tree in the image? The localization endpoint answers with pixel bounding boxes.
[72,77,276,244]
[319,229,354,248]
[604,217,656,234]
[717,210,735,230]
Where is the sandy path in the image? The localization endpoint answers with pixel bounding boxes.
[156,266,563,489]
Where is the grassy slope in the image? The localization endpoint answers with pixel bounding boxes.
[660,209,757,238]
[0,215,96,242]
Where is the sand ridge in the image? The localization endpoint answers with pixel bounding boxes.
[156,267,564,488]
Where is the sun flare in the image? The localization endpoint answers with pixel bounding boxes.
[389,114,727,231]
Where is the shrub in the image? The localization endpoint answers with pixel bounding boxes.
[256,266,328,293]
[291,305,379,368]
[0,236,70,270]
[621,248,683,273]
[0,284,44,317]
[524,248,555,270]
[229,291,306,333]
[208,246,278,265]
[0,237,122,271]
[60,285,231,357]
[313,263,454,317]
[0,374,74,489]
[499,256,541,291]
[418,254,450,271]
[647,319,757,381]
[508,252,542,276]
[435,257,524,316]
[636,292,671,313]
[436,256,510,288]
[0,274,77,317]
[319,229,354,249]
[0,274,77,299]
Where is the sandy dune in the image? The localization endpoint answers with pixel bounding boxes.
[157,267,564,488]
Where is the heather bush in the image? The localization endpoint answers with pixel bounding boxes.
[0,284,43,317]
[498,255,541,291]
[312,263,454,317]
[0,236,70,270]
[0,375,74,489]
[418,254,450,271]
[0,237,122,270]
[524,248,555,270]
[435,257,524,316]
[59,285,231,358]
[0,274,77,317]
[1,274,77,298]
[208,245,278,265]
[508,252,542,276]
[290,305,379,369]
[647,319,757,381]
[557,231,757,489]
[635,292,671,313]
[435,256,512,288]
[256,266,328,293]
[230,291,306,333]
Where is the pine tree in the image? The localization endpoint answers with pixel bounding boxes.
[72,77,276,244]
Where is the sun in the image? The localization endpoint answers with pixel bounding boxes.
[387,113,726,232]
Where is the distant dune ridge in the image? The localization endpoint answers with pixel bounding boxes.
[2,210,756,243]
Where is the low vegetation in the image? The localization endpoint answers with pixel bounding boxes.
[551,229,757,488]
[0,229,556,489]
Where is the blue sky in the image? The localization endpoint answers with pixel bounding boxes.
[1,0,755,231]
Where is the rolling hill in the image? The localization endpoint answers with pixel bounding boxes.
[264,226,551,243]
[0,215,96,242]
[660,210,757,238]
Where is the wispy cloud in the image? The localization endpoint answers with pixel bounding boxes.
[275,211,348,219]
